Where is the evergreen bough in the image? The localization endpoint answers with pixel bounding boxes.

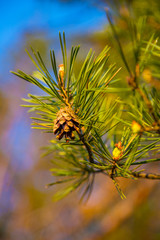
[11,11,160,200]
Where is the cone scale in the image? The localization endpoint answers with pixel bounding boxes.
[53,107,79,142]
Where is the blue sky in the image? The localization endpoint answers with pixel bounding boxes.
[0,0,108,82]
[0,0,108,215]
[0,0,107,171]
[0,0,106,58]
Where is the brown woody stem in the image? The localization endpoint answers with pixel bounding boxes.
[136,87,158,122]
[132,172,160,180]
[62,89,94,163]
[128,74,160,134]
[136,87,160,134]
[77,131,94,163]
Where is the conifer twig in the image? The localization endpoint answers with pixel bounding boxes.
[132,172,160,180]
[136,87,160,130]
[77,130,94,164]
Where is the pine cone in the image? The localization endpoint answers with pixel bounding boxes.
[53,107,79,141]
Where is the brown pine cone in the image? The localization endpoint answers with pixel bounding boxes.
[53,107,79,142]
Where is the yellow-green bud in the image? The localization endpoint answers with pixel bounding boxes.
[132,121,141,134]
[112,147,122,160]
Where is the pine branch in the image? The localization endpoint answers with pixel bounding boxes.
[132,172,160,180]
[76,130,94,163]
[12,29,160,202]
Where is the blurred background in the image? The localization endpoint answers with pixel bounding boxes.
[0,0,159,239]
